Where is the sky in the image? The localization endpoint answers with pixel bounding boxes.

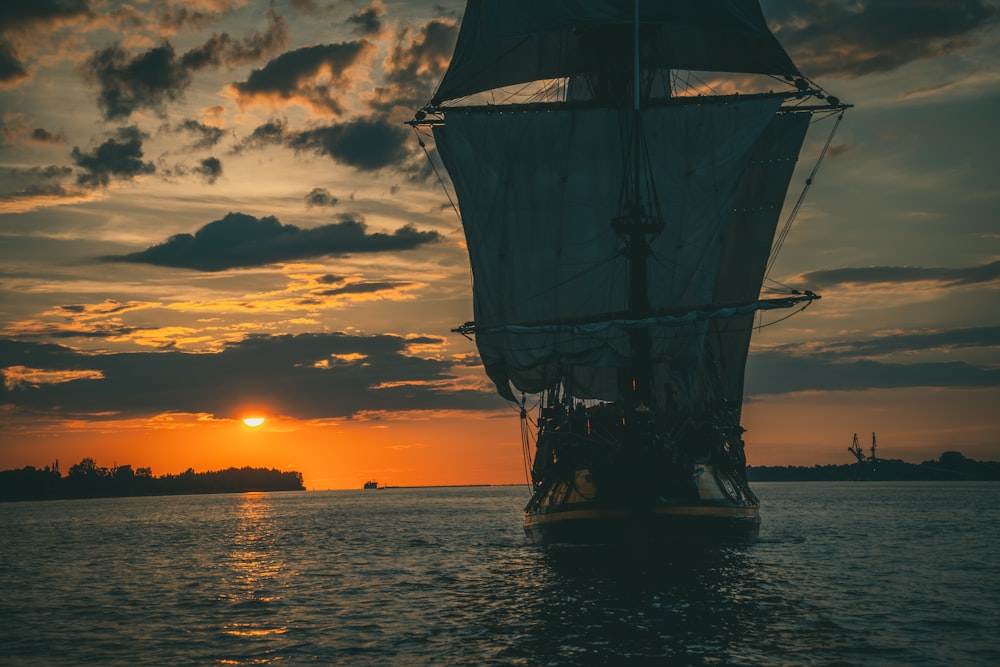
[1,0,998,490]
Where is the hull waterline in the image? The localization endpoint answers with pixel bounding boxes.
[523,464,760,545]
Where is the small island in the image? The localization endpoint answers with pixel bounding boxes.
[0,457,305,502]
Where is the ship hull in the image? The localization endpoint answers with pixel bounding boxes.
[523,464,759,545]
[524,503,759,545]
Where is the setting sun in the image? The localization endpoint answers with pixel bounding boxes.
[242,417,265,428]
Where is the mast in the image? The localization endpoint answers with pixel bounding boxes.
[414,0,849,410]
[613,0,662,412]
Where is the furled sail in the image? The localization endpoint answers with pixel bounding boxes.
[433,0,801,104]
[434,100,810,408]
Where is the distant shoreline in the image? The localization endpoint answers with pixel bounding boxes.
[748,451,999,482]
[0,460,305,503]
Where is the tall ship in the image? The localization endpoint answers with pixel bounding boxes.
[411,0,848,544]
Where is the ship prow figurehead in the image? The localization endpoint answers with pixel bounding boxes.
[412,0,848,544]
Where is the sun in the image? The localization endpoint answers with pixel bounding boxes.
[242,417,265,427]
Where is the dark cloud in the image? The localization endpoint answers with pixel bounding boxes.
[238,115,412,171]
[193,156,222,184]
[83,14,287,120]
[0,1,90,86]
[3,165,73,180]
[28,127,64,145]
[369,19,458,113]
[318,273,346,285]
[289,116,412,170]
[6,322,139,341]
[318,281,413,296]
[797,260,1000,290]
[746,353,1000,396]
[0,38,28,86]
[0,0,91,31]
[0,334,500,420]
[83,42,191,120]
[0,116,62,146]
[746,324,1000,395]
[71,126,156,188]
[305,187,338,207]
[348,2,385,36]
[233,118,288,154]
[175,119,227,149]
[179,12,288,70]
[762,0,999,78]
[103,211,440,271]
[813,326,1000,360]
[229,40,373,115]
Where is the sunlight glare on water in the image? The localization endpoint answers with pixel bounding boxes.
[1,483,998,665]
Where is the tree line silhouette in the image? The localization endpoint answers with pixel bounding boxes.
[747,451,1000,482]
[0,457,305,502]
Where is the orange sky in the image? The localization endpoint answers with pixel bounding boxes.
[1,1,998,488]
[3,384,998,490]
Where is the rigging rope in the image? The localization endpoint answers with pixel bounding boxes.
[412,126,462,225]
[765,111,844,279]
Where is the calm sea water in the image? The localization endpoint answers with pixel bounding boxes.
[1,483,998,666]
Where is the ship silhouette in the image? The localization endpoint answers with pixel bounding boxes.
[411,0,849,544]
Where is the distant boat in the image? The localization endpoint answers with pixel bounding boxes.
[411,0,849,544]
[363,480,381,490]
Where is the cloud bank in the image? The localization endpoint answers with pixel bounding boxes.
[764,0,999,78]
[1,334,498,420]
[797,260,1000,290]
[104,211,441,271]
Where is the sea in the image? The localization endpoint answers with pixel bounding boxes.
[1,483,998,666]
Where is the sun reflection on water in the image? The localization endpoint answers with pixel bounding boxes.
[221,492,289,647]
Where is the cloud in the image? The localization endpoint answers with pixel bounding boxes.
[289,116,412,169]
[0,183,98,214]
[103,211,441,271]
[193,156,222,183]
[746,325,1000,395]
[0,0,91,33]
[1,114,63,146]
[763,0,999,78]
[347,1,386,36]
[83,13,287,120]
[0,164,79,212]
[175,119,227,149]
[812,326,1000,360]
[179,11,288,70]
[232,118,288,153]
[2,165,73,181]
[746,353,1000,396]
[369,18,458,113]
[83,42,191,120]
[237,115,412,171]
[305,187,338,207]
[0,333,500,420]
[796,260,1000,290]
[228,40,375,115]
[0,1,91,86]
[317,281,414,297]
[28,127,65,145]
[71,126,156,188]
[0,38,29,87]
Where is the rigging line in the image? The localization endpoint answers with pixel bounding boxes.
[520,251,621,302]
[765,110,844,280]
[763,275,799,293]
[412,127,462,227]
[756,298,815,332]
